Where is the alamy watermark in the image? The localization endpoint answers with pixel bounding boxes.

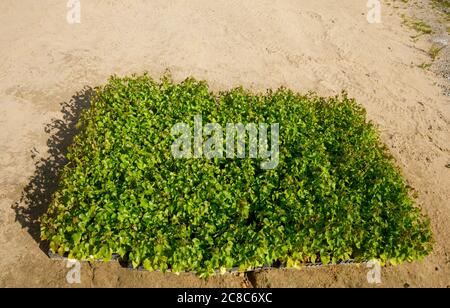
[367,0,381,24]
[366,259,382,284]
[171,115,280,170]
[66,259,81,284]
[67,0,81,24]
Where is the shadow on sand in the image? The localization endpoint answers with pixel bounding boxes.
[12,87,93,253]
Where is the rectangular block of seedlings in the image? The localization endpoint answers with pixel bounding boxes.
[41,74,433,278]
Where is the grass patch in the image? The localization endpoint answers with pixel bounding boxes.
[431,0,450,14]
[428,44,445,60]
[41,75,433,277]
[418,62,432,69]
[401,14,433,37]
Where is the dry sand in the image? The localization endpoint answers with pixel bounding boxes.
[0,0,449,287]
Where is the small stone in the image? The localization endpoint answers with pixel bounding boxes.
[404,283,410,288]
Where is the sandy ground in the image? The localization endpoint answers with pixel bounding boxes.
[0,0,449,288]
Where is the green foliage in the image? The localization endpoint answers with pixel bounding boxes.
[41,74,433,277]
[401,14,433,37]
[428,44,445,61]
